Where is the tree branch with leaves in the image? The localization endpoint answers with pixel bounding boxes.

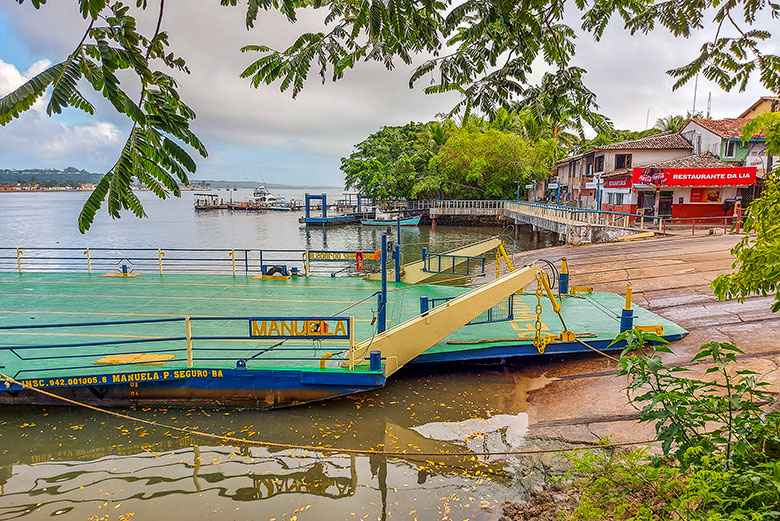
[2,0,778,230]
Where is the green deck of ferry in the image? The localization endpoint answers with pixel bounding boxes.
[0,272,686,380]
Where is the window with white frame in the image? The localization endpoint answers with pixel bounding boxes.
[607,192,624,206]
[725,141,737,158]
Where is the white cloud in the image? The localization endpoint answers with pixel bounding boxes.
[0,57,51,114]
[1,1,778,183]
[0,58,124,169]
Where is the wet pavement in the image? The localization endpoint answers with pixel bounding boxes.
[502,234,780,445]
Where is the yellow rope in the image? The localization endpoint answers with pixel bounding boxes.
[0,372,654,457]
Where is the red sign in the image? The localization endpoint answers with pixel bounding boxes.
[631,167,756,187]
[604,177,631,188]
[690,188,704,202]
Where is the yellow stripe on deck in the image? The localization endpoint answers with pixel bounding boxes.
[95,353,176,365]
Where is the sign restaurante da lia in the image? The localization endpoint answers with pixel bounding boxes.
[631,166,757,187]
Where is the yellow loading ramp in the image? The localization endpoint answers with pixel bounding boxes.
[365,237,503,284]
[347,264,542,376]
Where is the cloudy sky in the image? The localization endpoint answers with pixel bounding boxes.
[0,2,776,187]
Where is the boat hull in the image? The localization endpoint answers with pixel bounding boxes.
[0,367,386,409]
[361,216,421,226]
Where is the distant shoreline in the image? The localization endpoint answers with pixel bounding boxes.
[0,186,345,194]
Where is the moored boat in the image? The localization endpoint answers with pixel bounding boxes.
[361,215,421,226]
[0,246,687,409]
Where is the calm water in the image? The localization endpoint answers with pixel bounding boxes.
[0,190,534,261]
[0,190,557,521]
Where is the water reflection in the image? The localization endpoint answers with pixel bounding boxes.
[0,367,555,520]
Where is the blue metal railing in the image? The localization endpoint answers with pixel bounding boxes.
[419,295,514,325]
[421,248,486,275]
[0,247,379,276]
[0,315,355,380]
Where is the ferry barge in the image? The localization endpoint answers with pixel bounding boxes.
[0,242,686,408]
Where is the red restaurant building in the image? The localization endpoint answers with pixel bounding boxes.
[600,153,757,219]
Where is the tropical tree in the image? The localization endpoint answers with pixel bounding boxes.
[414,120,452,157]
[1,1,205,232]
[654,114,688,133]
[414,126,554,199]
[341,122,426,200]
[513,69,613,140]
[654,111,703,133]
[713,112,780,309]
[2,0,778,230]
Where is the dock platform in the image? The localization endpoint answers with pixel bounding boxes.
[0,273,685,381]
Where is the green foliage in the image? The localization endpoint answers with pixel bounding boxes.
[341,122,426,200]
[513,68,612,140]
[654,112,702,133]
[421,125,553,199]
[6,0,779,230]
[574,128,661,153]
[3,1,205,232]
[567,332,780,520]
[341,113,560,201]
[712,113,780,309]
[240,0,779,113]
[616,331,770,466]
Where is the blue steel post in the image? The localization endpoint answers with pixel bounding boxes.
[557,184,561,205]
[422,247,428,272]
[419,296,429,314]
[321,193,327,219]
[516,183,520,201]
[394,245,401,283]
[378,234,387,333]
[305,193,311,219]
[559,257,569,294]
[620,283,634,333]
[369,351,382,371]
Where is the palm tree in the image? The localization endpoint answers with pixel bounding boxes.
[415,120,452,156]
[654,114,688,133]
[488,107,522,133]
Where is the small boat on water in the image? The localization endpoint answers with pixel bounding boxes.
[253,185,294,211]
[225,186,295,211]
[193,193,227,210]
[361,215,421,226]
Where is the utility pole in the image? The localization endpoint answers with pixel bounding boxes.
[692,75,699,115]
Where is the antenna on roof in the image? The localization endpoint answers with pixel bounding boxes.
[645,109,650,130]
[706,92,712,119]
[692,74,699,115]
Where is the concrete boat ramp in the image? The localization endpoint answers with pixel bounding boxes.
[498,234,780,445]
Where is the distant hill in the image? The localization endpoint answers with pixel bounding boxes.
[0,168,102,184]
[197,179,343,190]
[0,169,342,190]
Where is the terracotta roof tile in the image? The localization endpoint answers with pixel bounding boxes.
[601,153,734,178]
[595,132,693,151]
[690,118,766,140]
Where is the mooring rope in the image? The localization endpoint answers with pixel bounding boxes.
[0,372,655,458]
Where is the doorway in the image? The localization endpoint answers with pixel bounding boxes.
[638,191,655,216]
[658,191,673,218]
